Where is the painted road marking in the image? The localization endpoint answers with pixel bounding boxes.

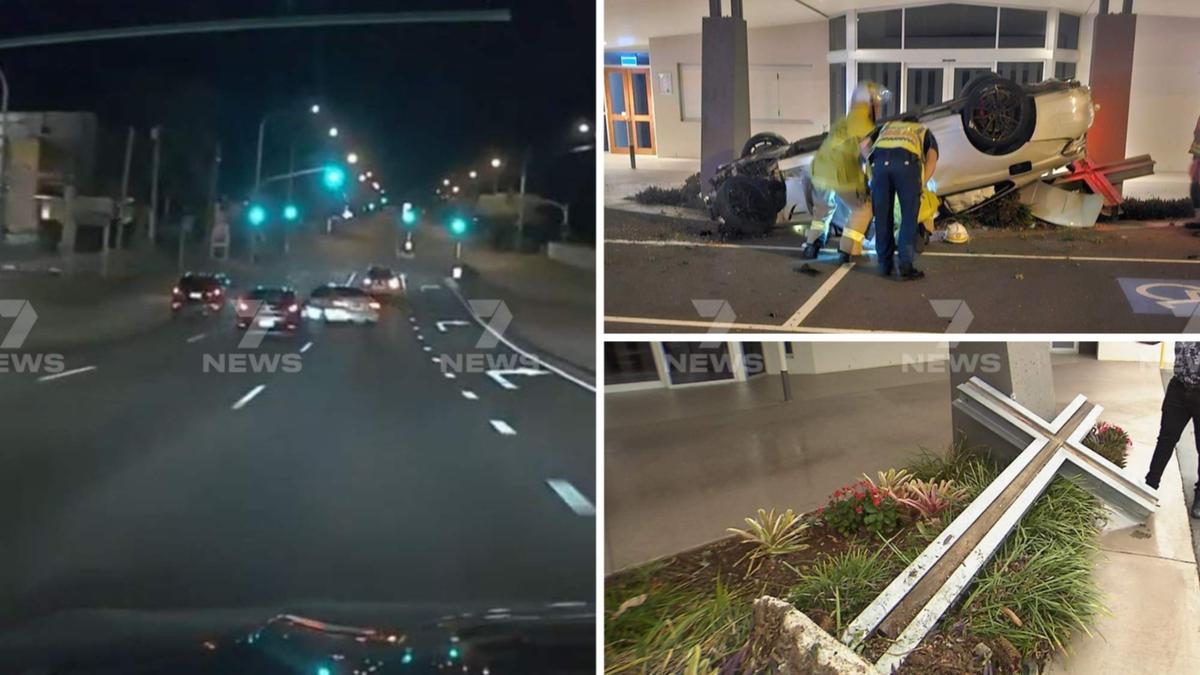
[399,273,408,293]
[416,334,424,341]
[1118,278,1200,315]
[186,333,207,343]
[420,284,442,292]
[345,271,357,285]
[784,261,855,328]
[232,384,266,410]
[487,368,549,390]
[412,324,420,331]
[436,319,470,332]
[300,341,314,353]
[605,315,884,333]
[38,365,97,382]
[445,279,596,393]
[606,237,1200,265]
[444,372,457,379]
[462,390,478,400]
[423,345,432,352]
[489,419,517,436]
[431,356,441,364]
[409,316,416,323]
[546,479,595,516]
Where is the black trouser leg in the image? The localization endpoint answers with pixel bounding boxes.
[1146,379,1194,489]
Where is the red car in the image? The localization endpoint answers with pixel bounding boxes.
[235,286,301,333]
[171,273,226,314]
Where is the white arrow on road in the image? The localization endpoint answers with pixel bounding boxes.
[486,368,549,390]
[420,284,442,292]
[436,320,470,332]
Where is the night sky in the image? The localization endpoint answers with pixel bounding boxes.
[0,0,595,217]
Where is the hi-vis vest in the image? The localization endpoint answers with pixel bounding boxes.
[872,121,926,159]
[811,107,875,193]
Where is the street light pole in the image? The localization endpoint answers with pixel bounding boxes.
[148,125,162,243]
[0,64,8,237]
[253,114,270,193]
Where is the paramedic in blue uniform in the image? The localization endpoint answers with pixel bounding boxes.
[861,115,939,280]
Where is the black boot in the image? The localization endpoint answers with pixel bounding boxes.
[802,242,820,259]
[839,251,852,264]
[898,264,925,281]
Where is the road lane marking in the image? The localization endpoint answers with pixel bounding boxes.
[186,333,207,343]
[400,273,408,293]
[38,365,96,382]
[300,341,314,353]
[605,237,1200,265]
[408,316,416,323]
[232,384,266,410]
[546,479,595,516]
[436,319,470,332]
[444,279,596,393]
[345,271,358,284]
[431,356,441,364]
[423,345,432,352]
[420,284,442,292]
[416,334,424,341]
[487,368,549,390]
[489,419,517,436]
[444,372,456,379]
[604,315,891,333]
[783,261,855,328]
[462,390,478,400]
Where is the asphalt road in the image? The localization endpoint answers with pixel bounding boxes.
[0,215,595,659]
[603,208,1200,333]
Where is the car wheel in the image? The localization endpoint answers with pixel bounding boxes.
[960,75,1035,155]
[713,174,782,238]
[741,132,788,159]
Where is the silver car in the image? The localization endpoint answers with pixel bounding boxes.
[304,285,380,324]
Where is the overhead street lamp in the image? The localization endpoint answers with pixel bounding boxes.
[451,185,460,194]
[490,157,501,168]
[310,103,321,114]
[468,170,477,179]
[358,173,367,182]
[347,152,359,164]
[253,102,323,193]
[578,122,590,134]
[328,126,339,138]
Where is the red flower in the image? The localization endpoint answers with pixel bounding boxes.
[855,505,863,514]
[872,494,881,507]
[855,492,864,501]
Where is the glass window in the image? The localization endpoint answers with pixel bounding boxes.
[662,343,734,385]
[741,343,765,376]
[857,62,901,118]
[784,342,793,356]
[953,67,993,98]
[1055,61,1077,81]
[829,15,846,51]
[906,67,945,113]
[999,8,1047,48]
[997,61,1044,85]
[857,9,902,49]
[605,342,660,385]
[1057,13,1080,50]
[829,62,847,124]
[905,4,997,49]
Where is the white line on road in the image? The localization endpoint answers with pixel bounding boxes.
[423,345,432,352]
[300,341,314,353]
[416,334,424,341]
[444,372,456,379]
[604,315,887,333]
[783,262,854,328]
[232,384,266,410]
[436,319,470,332]
[605,237,1200,265]
[408,316,416,323]
[400,273,408,293]
[38,365,97,382]
[487,368,549,390]
[431,356,441,364]
[420,284,442,292]
[462,390,478,400]
[186,333,207,343]
[345,271,358,285]
[546,479,595,516]
[489,419,517,436]
[444,279,596,393]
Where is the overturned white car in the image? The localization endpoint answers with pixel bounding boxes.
[708,75,1112,236]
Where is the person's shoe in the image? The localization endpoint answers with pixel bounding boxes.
[898,265,925,281]
[801,242,820,260]
[879,263,894,278]
[1191,489,1200,519]
[839,251,852,264]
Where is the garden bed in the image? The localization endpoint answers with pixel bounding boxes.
[605,428,1127,674]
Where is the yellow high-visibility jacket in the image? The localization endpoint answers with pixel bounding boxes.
[872,121,927,159]
[811,105,875,194]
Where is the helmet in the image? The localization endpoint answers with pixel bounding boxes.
[851,82,891,121]
[945,221,970,244]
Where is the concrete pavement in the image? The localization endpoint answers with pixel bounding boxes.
[0,213,595,669]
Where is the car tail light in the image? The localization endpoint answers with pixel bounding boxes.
[287,303,300,314]
[213,287,223,296]
[369,301,381,310]
[237,300,249,312]
[388,278,400,289]
[172,286,181,295]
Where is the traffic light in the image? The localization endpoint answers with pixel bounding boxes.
[247,204,267,227]
[283,204,299,221]
[448,216,468,237]
[322,165,347,190]
[401,202,417,226]
[380,196,389,205]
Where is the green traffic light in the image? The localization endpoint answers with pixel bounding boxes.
[448,646,460,660]
[380,197,389,205]
[317,667,331,675]
[449,216,468,236]
[322,165,347,190]
[247,204,267,227]
[283,204,299,221]
[401,209,417,226]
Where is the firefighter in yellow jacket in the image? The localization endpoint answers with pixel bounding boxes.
[863,115,939,280]
[806,82,889,262]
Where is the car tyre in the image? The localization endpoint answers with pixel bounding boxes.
[741,132,788,159]
[713,174,782,238]
[960,75,1035,156]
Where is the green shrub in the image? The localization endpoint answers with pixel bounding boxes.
[820,480,903,537]
[958,192,1035,229]
[630,173,706,210]
[1082,421,1131,468]
[1118,196,1194,220]
[727,508,810,574]
[788,546,896,634]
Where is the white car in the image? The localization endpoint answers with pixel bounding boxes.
[709,75,1106,235]
[304,285,380,324]
[361,265,404,297]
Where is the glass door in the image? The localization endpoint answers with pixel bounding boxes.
[604,67,655,155]
[951,65,995,99]
[904,66,945,113]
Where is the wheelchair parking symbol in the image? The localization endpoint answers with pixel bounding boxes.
[1118,278,1200,317]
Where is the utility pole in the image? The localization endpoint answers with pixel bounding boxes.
[148,125,162,243]
[0,65,9,238]
[116,126,135,250]
[515,147,531,244]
